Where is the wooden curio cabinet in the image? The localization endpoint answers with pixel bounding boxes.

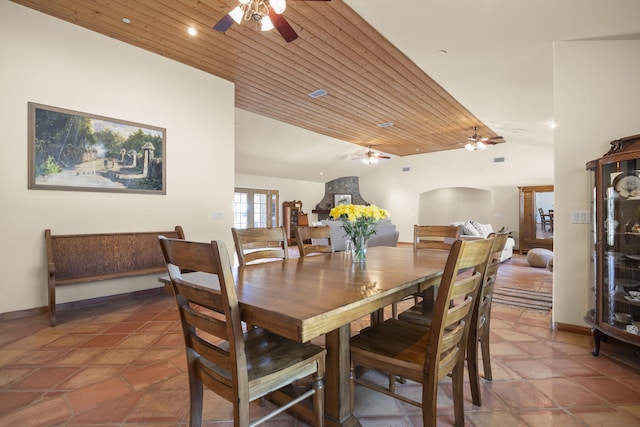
[518,185,554,254]
[282,200,308,245]
[586,134,640,355]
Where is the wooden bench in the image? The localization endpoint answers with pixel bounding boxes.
[45,226,185,326]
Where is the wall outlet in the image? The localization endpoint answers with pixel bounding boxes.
[571,210,589,224]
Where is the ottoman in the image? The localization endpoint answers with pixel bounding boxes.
[527,248,553,268]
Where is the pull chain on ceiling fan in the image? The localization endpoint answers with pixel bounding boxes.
[213,0,330,43]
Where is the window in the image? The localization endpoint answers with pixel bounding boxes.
[234,187,279,229]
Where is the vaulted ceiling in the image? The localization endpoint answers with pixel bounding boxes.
[11,0,640,182]
[10,0,497,153]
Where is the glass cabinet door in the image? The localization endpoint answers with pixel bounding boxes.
[600,160,640,335]
[587,170,596,324]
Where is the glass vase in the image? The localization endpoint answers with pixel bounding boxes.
[351,235,368,263]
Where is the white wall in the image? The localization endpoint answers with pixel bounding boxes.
[419,187,493,225]
[553,40,640,326]
[0,3,235,314]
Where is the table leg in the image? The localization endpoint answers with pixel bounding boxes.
[324,324,361,427]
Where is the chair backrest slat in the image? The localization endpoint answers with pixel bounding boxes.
[191,333,232,371]
[231,227,288,266]
[181,303,228,340]
[414,225,461,251]
[295,226,334,256]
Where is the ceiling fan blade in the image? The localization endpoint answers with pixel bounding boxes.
[481,136,505,145]
[268,7,298,42]
[374,154,391,159]
[213,14,235,33]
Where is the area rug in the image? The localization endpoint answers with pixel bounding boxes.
[492,287,552,312]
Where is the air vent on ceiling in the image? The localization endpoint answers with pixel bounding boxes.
[307,89,328,98]
[402,167,411,172]
[377,122,394,128]
[493,157,505,163]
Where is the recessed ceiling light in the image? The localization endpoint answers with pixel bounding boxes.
[308,89,328,98]
[187,27,197,36]
[377,122,393,128]
[548,121,557,129]
[122,17,131,24]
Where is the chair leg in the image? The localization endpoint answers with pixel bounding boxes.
[188,375,204,427]
[350,366,356,416]
[421,376,438,427]
[467,328,482,407]
[312,373,325,427]
[452,359,466,427]
[480,325,493,381]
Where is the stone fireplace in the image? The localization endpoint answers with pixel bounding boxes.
[313,176,369,220]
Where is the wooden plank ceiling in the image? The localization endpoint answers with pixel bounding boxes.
[11,0,502,157]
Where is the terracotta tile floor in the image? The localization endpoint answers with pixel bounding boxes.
[2,254,640,426]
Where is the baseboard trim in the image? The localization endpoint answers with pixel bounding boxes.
[554,322,591,335]
[0,287,167,323]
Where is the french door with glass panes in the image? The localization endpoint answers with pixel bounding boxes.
[233,188,279,229]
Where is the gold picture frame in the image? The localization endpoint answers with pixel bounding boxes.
[28,102,166,194]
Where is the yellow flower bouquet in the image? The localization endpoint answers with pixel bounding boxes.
[329,204,389,262]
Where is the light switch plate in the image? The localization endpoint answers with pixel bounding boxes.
[571,210,589,224]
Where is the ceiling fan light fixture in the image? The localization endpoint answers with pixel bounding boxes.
[229,6,245,24]
[261,15,274,31]
[362,156,378,165]
[270,0,287,14]
[465,141,486,151]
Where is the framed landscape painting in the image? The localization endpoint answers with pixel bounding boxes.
[28,102,166,194]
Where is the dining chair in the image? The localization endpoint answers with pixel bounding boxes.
[391,225,461,318]
[466,231,509,405]
[158,237,326,427]
[294,225,334,256]
[231,227,288,266]
[538,208,552,231]
[398,232,509,406]
[350,238,493,427]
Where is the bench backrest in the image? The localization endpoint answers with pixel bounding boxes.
[46,226,184,284]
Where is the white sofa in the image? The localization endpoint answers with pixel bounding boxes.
[450,221,515,262]
[318,219,399,251]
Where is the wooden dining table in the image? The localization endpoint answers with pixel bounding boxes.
[160,245,449,427]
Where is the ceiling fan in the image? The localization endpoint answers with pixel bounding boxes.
[356,146,391,165]
[460,127,505,151]
[213,0,330,43]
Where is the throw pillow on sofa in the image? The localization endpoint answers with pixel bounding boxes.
[462,221,482,237]
[471,221,494,238]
